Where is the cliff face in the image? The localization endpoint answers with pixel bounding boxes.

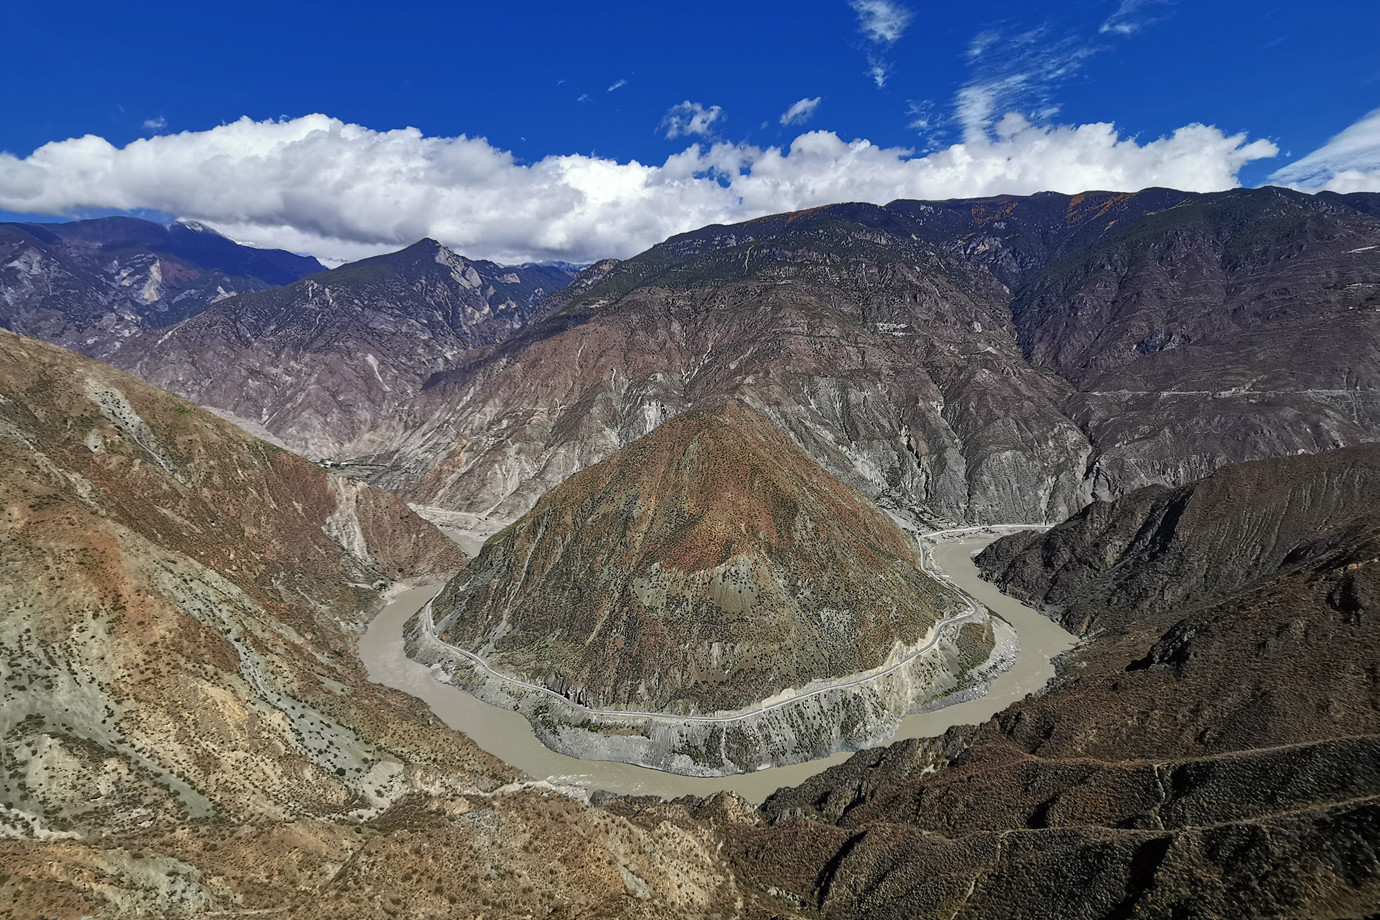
[723,446,1380,918]
[433,400,958,713]
[975,444,1380,634]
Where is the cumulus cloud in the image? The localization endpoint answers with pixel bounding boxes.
[0,113,1278,265]
[1270,108,1380,193]
[660,101,724,139]
[780,97,822,127]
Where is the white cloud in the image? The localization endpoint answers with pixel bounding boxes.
[866,58,891,89]
[851,0,911,89]
[1270,108,1380,193]
[660,101,724,139]
[850,0,912,44]
[577,93,591,103]
[906,99,937,133]
[0,113,1278,265]
[958,26,1098,140]
[607,79,627,92]
[143,116,167,132]
[780,97,822,127]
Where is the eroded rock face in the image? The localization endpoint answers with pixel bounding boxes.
[363,187,1380,538]
[107,239,578,459]
[370,210,1094,531]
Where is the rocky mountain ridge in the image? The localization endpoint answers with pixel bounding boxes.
[357,186,1380,542]
[0,217,323,355]
[107,239,579,459]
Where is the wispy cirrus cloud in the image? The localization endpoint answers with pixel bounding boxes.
[0,113,1277,265]
[956,3,1172,142]
[607,79,627,92]
[660,101,724,139]
[850,0,912,88]
[780,97,822,127]
[1100,0,1171,36]
[1270,107,1380,193]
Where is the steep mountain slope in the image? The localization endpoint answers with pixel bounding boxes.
[725,445,1380,918]
[417,400,1002,774]
[0,329,764,919]
[0,328,477,837]
[0,217,323,353]
[108,239,578,457]
[976,444,1380,634]
[1010,187,1380,496]
[362,187,1380,539]
[370,201,1093,533]
[433,400,959,712]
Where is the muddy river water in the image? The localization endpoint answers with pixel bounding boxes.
[358,536,1075,804]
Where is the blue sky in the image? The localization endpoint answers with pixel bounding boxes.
[2,0,1378,263]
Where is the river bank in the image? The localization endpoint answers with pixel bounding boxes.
[358,532,1076,804]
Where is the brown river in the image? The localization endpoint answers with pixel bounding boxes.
[357,536,1075,804]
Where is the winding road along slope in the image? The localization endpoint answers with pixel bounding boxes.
[359,527,1074,803]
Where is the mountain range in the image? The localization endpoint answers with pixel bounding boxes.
[0,217,323,354]
[1,187,1378,918]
